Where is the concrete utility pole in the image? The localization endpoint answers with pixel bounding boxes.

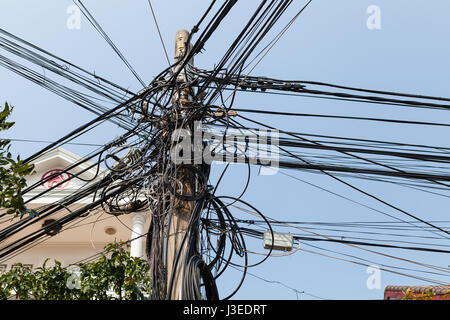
[166,29,196,300]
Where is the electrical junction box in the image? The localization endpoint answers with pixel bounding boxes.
[263,231,294,251]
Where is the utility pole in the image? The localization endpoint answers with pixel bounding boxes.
[166,29,197,300]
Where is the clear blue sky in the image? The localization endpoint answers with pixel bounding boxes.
[1,0,449,300]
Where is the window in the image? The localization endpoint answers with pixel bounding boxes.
[10,263,33,271]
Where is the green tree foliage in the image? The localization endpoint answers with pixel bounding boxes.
[0,102,35,217]
[0,242,151,300]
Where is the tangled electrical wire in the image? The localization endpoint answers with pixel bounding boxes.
[1,0,450,300]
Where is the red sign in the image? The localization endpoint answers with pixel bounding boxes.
[41,169,71,189]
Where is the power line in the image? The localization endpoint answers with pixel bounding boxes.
[73,0,147,88]
[6,138,104,147]
[147,0,171,68]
